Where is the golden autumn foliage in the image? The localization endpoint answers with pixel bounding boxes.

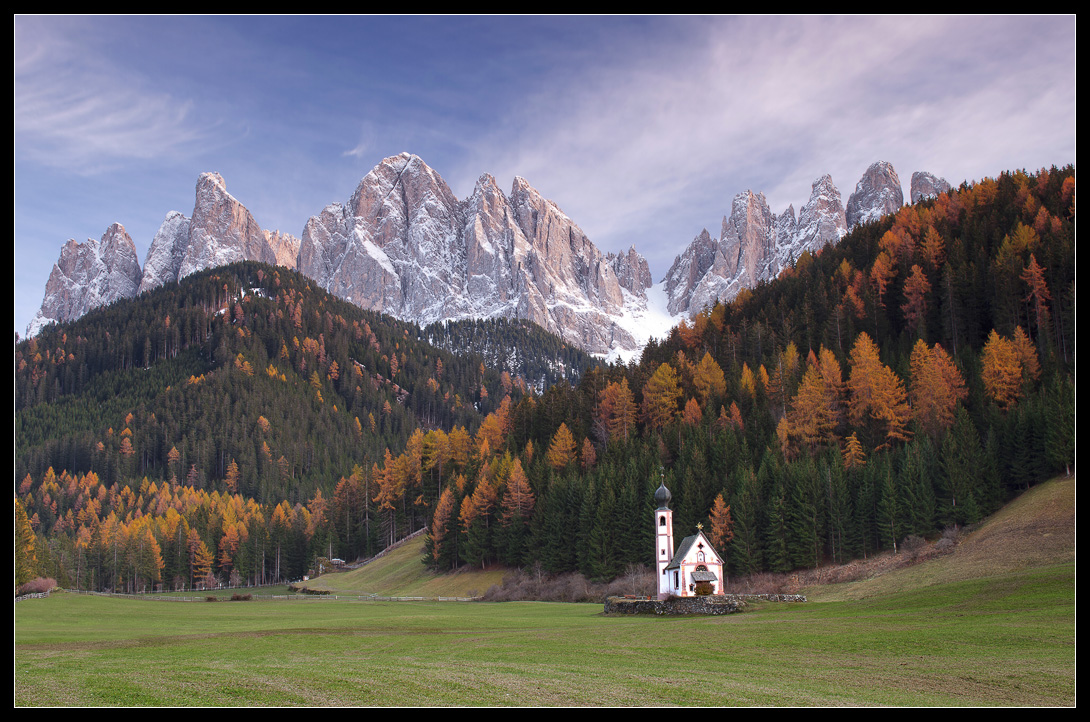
[842,432,866,469]
[848,333,911,448]
[580,438,597,470]
[708,493,734,552]
[739,363,757,398]
[870,251,898,308]
[1021,254,1052,341]
[597,378,638,443]
[784,347,844,450]
[430,487,456,565]
[901,264,931,334]
[547,423,577,470]
[642,363,682,432]
[682,397,703,426]
[981,329,1038,411]
[909,340,968,436]
[1011,326,1041,384]
[693,352,727,404]
[500,458,535,524]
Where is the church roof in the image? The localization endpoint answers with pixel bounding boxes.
[665,531,722,570]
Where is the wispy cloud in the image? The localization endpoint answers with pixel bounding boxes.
[14,18,209,173]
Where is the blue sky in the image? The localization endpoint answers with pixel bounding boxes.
[14,15,1076,336]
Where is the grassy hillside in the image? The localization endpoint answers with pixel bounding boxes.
[306,536,505,598]
[809,474,1075,602]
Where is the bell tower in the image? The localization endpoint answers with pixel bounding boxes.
[654,475,674,600]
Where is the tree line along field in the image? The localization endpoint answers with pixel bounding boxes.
[14,477,1076,706]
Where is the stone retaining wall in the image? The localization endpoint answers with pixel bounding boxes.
[603,593,806,616]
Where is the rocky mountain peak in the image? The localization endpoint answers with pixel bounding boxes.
[663,228,719,315]
[719,190,777,286]
[910,171,952,203]
[27,223,142,337]
[179,171,277,280]
[846,161,903,230]
[607,246,653,295]
[138,211,191,294]
[296,155,644,356]
[28,154,955,359]
[795,174,847,253]
[198,171,227,192]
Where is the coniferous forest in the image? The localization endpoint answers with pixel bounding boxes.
[15,165,1075,593]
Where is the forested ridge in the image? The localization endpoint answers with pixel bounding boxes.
[417,164,1075,578]
[15,262,548,587]
[424,317,598,392]
[15,165,1075,593]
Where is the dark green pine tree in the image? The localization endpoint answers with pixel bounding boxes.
[874,457,902,552]
[575,476,599,578]
[1045,372,1075,476]
[764,480,792,573]
[728,465,762,576]
[824,459,853,565]
[787,457,822,570]
[898,439,937,538]
[940,407,986,525]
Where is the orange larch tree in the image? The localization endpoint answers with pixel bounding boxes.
[500,459,535,526]
[580,438,597,471]
[1011,326,1041,385]
[981,330,1023,411]
[642,363,682,433]
[842,432,866,470]
[682,397,703,426]
[909,340,968,437]
[708,493,734,553]
[428,486,457,569]
[785,347,844,450]
[547,423,577,470]
[597,378,637,443]
[847,332,911,449]
[1021,254,1052,349]
[901,264,932,335]
[693,352,727,405]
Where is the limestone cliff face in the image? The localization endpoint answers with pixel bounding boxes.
[681,191,776,314]
[608,246,653,296]
[775,205,798,253]
[910,171,952,203]
[138,211,190,294]
[795,174,847,253]
[665,171,844,315]
[297,153,646,355]
[846,161,904,230]
[28,223,142,336]
[663,228,718,315]
[178,172,279,280]
[299,153,464,315]
[265,230,301,270]
[661,162,954,319]
[140,174,295,294]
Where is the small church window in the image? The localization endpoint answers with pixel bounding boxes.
[659,516,666,527]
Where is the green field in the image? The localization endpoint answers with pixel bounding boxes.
[14,477,1076,706]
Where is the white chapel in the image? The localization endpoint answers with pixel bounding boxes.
[655,479,725,599]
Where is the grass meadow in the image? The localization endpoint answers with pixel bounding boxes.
[14,477,1076,706]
